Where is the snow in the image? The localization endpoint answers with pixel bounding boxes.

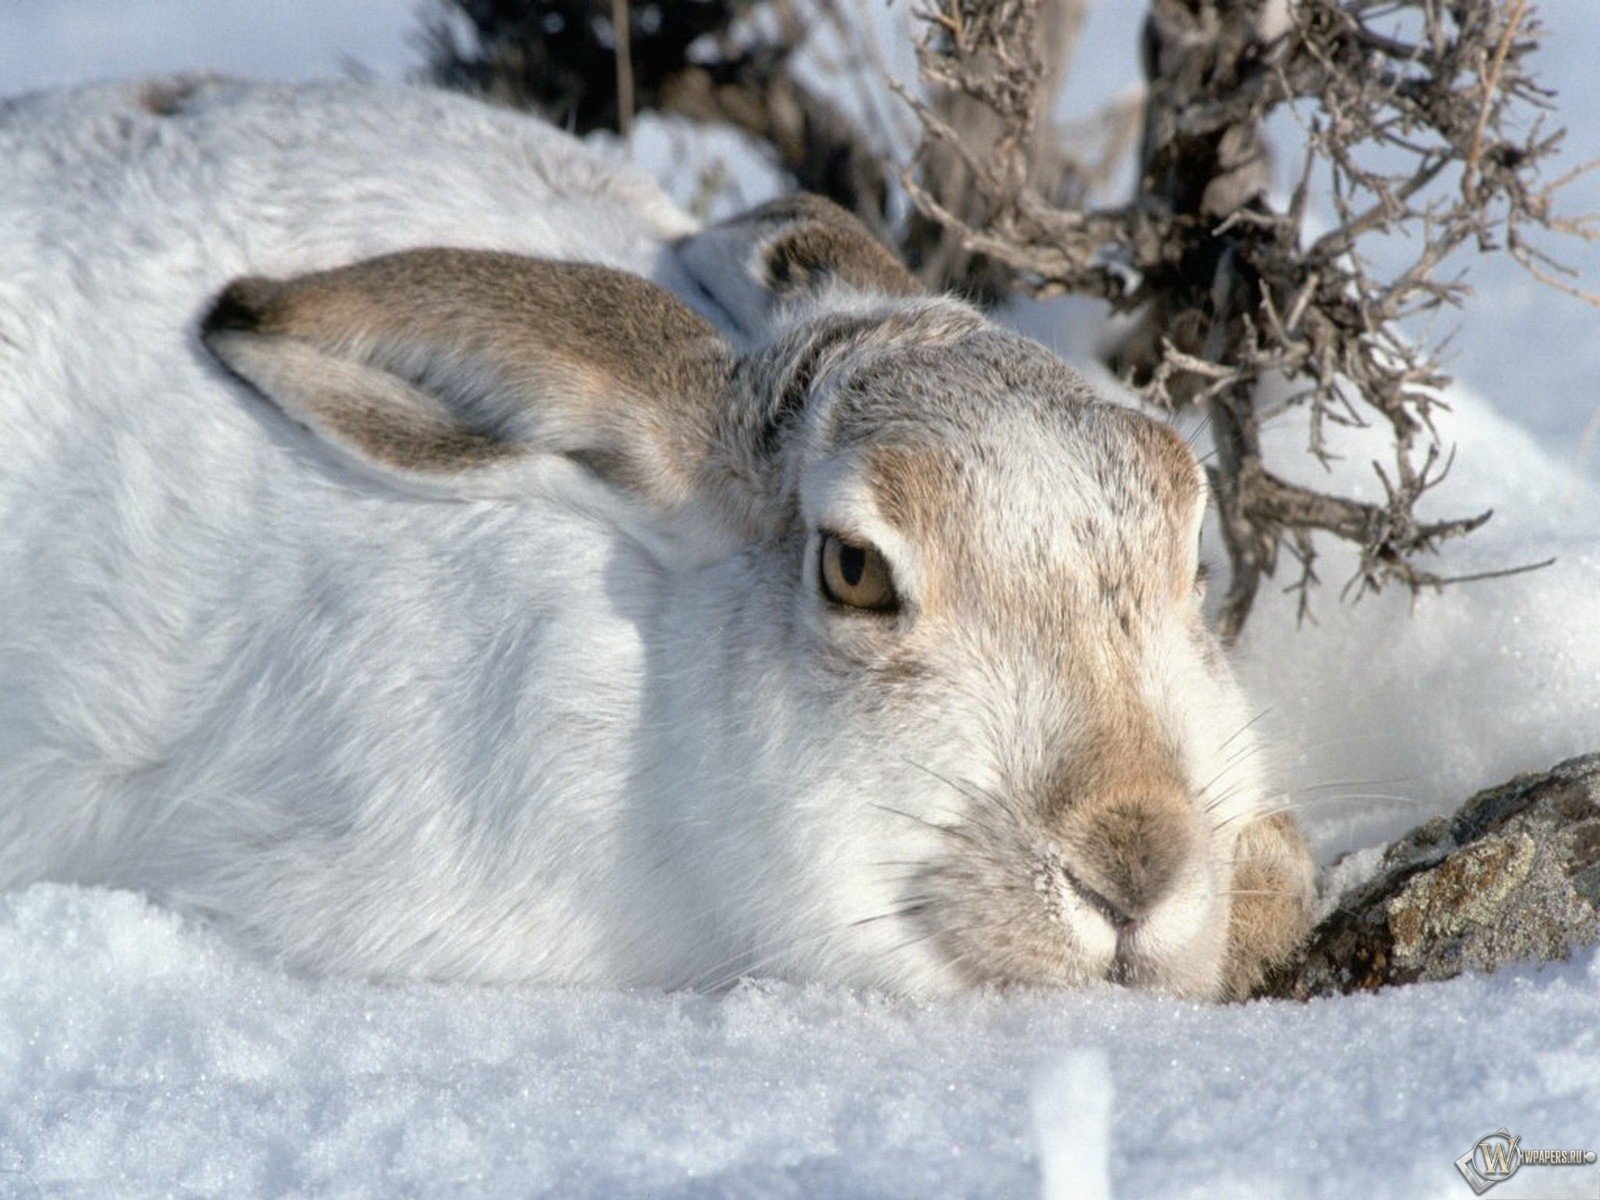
[1233,379,1600,857]
[1033,1052,1113,1200]
[3,1,1599,1197]
[2,885,1598,1198]
[0,1,416,96]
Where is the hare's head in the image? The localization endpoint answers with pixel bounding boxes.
[201,196,1311,1001]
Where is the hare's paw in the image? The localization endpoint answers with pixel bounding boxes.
[1221,810,1316,1000]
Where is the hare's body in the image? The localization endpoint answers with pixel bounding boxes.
[0,79,1314,997]
[0,80,710,982]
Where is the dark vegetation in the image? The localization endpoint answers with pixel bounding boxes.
[422,0,1595,638]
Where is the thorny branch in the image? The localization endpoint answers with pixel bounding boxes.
[422,0,1595,639]
[900,0,1595,639]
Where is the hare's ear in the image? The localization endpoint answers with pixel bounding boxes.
[675,195,920,339]
[201,250,742,528]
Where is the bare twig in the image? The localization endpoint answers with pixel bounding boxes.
[898,0,1590,637]
[419,0,1592,637]
[611,0,634,136]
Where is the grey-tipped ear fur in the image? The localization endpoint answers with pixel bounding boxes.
[201,250,744,524]
[675,195,920,340]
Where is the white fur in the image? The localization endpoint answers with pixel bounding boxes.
[0,78,1279,997]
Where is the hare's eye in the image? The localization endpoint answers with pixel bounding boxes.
[820,533,898,612]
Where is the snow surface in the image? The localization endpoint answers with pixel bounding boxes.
[3,2,1599,1197]
[0,0,416,96]
[3,886,1599,1198]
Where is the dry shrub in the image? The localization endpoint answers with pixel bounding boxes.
[424,0,1596,637]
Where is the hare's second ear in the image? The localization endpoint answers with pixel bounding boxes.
[201,250,738,524]
[675,195,920,339]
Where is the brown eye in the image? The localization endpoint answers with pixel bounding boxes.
[819,533,898,612]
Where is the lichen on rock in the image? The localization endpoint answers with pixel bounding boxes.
[1258,753,1600,999]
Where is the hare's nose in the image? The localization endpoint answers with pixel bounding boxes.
[1057,864,1136,933]
[1058,793,1200,926]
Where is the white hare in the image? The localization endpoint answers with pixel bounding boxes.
[0,77,1313,999]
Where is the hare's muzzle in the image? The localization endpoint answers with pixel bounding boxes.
[1049,781,1217,986]
[1052,785,1202,931]
[905,758,1225,998]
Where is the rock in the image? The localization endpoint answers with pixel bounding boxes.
[1257,753,1600,1000]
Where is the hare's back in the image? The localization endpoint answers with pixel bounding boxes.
[0,75,695,457]
[0,79,677,890]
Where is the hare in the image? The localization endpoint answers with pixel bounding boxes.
[0,78,1313,1000]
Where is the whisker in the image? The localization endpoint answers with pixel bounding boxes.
[1213,803,1294,833]
[850,900,932,930]
[1197,739,1268,797]
[880,772,1024,851]
[1218,706,1274,753]
[1292,774,1422,793]
[871,802,970,843]
[879,926,944,962]
[901,758,1032,831]
[1293,791,1427,808]
[1201,779,1256,815]
[901,758,992,810]
[696,888,944,992]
